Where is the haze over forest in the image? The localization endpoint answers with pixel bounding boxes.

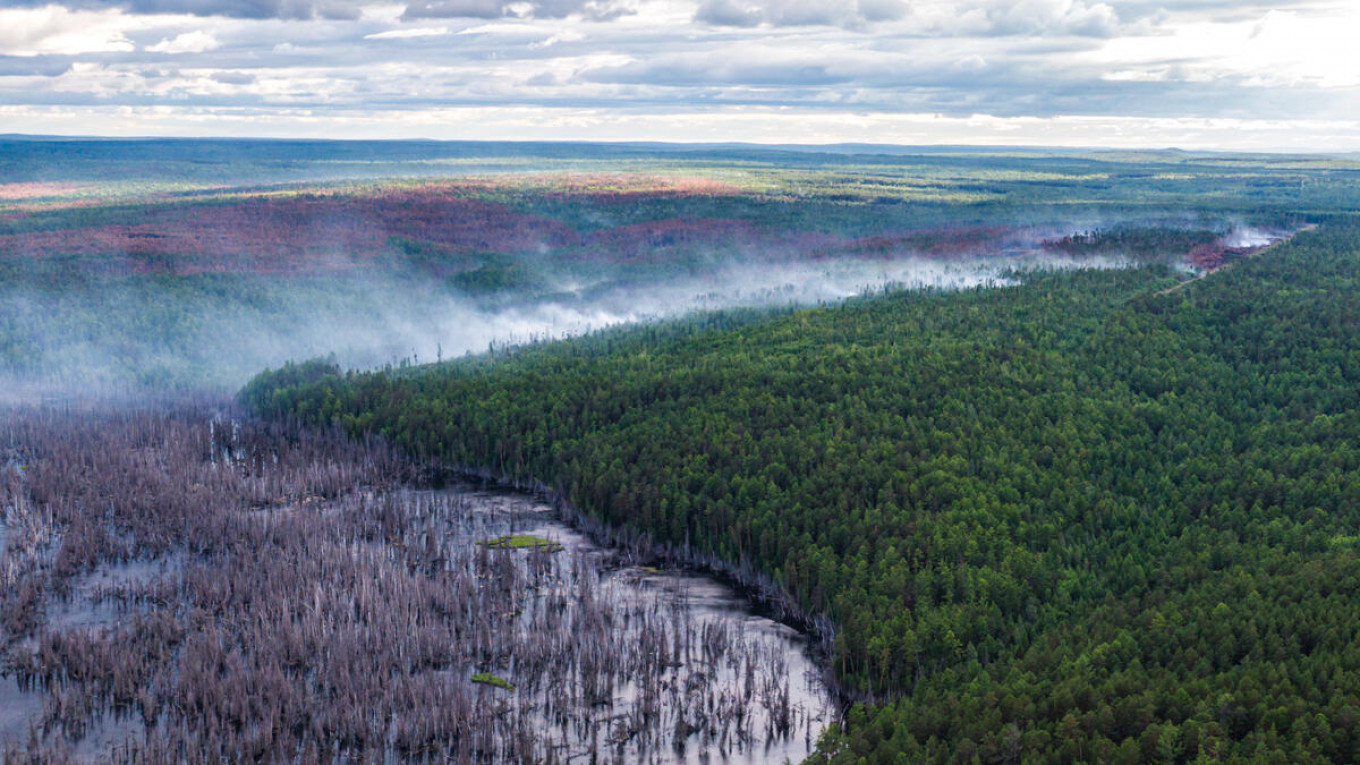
[3,0,1360,761]
[2,136,1360,762]
[0,138,1319,399]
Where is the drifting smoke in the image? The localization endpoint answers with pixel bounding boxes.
[0,244,1144,404]
[1222,226,1285,249]
[454,251,1139,347]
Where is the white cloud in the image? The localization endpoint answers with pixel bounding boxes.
[529,29,586,48]
[1088,4,1360,89]
[46,62,143,98]
[359,3,407,21]
[456,21,544,36]
[404,0,635,21]
[1102,67,1167,82]
[694,0,907,29]
[0,0,1354,149]
[147,30,221,54]
[1,103,1359,153]
[691,0,1122,34]
[904,0,1122,37]
[0,6,140,56]
[955,54,988,71]
[364,25,451,38]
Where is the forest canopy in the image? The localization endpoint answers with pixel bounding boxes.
[245,218,1360,763]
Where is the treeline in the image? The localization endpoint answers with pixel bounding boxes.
[243,221,1360,762]
[1044,226,1221,260]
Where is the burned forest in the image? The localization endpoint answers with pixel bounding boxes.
[0,403,833,763]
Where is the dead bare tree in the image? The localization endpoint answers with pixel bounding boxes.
[0,402,832,763]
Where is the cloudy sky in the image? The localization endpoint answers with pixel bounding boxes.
[0,0,1357,149]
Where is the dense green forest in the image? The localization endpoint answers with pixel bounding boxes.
[245,219,1360,762]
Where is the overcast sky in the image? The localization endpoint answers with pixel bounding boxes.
[0,0,1357,149]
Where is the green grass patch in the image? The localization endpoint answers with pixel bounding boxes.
[476,535,564,552]
[471,673,515,691]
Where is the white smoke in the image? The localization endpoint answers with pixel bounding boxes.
[0,243,1144,402]
[1222,227,1283,249]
